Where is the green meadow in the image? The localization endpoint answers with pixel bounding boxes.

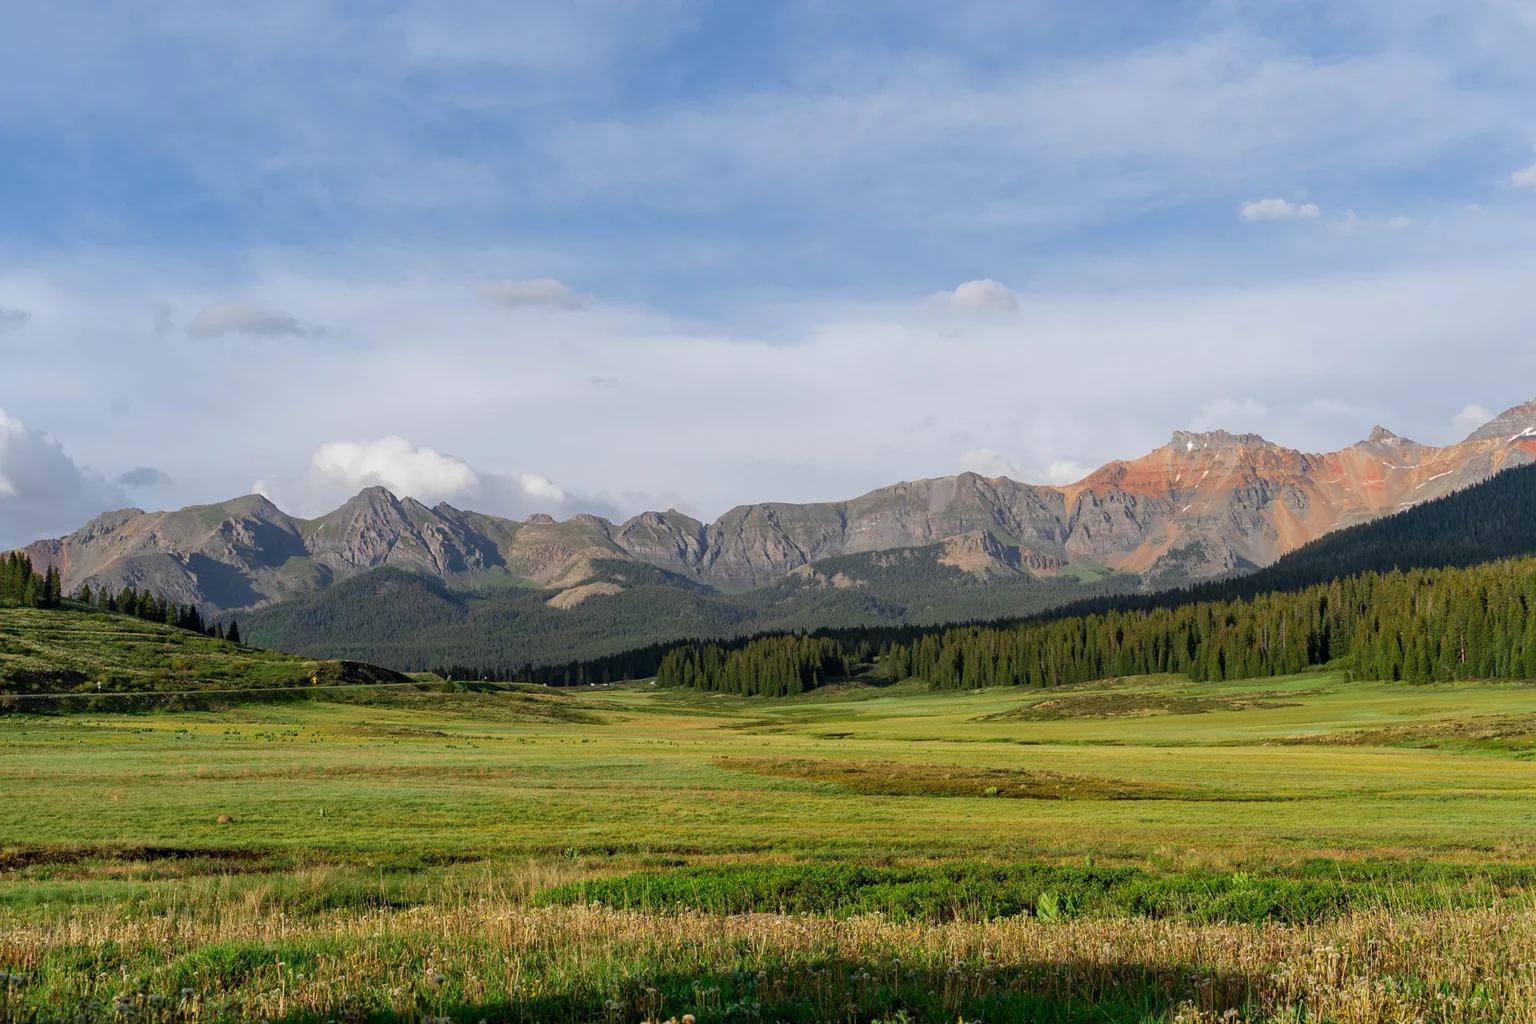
[10,666,1536,1020]
[8,670,1536,861]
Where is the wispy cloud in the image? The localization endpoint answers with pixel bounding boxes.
[115,466,172,488]
[478,277,589,310]
[1240,198,1321,221]
[186,302,313,339]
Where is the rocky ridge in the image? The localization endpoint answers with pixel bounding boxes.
[17,399,1536,612]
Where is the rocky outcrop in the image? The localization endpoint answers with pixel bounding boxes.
[18,398,1536,612]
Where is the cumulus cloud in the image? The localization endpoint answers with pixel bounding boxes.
[478,277,589,309]
[1239,198,1321,221]
[186,302,311,339]
[1452,403,1494,435]
[517,474,567,501]
[0,307,31,332]
[253,436,597,522]
[1192,398,1267,431]
[936,279,1018,310]
[311,437,480,499]
[1514,163,1536,189]
[1045,461,1092,485]
[115,466,173,488]
[0,408,125,549]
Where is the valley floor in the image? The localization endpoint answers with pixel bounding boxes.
[6,671,1536,1020]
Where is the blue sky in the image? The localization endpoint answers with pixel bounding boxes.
[2,0,1536,546]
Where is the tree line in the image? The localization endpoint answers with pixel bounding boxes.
[0,552,243,643]
[884,556,1536,688]
[75,583,241,643]
[655,635,849,696]
[0,553,63,608]
[632,555,1536,694]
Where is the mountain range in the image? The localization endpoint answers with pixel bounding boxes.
[15,398,1536,620]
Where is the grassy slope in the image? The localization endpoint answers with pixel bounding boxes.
[0,606,406,694]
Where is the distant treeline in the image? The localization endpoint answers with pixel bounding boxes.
[656,635,851,696]
[884,557,1536,689]
[430,641,683,687]
[471,556,1536,692]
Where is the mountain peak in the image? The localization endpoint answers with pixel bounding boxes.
[1169,429,1274,452]
[350,485,400,505]
[1465,399,1536,443]
[525,513,557,525]
[1362,425,1419,446]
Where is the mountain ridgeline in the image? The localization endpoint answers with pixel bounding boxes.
[17,398,1536,620]
[10,397,1536,673]
[453,459,1536,690]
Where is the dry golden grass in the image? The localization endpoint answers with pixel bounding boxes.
[3,866,1536,1022]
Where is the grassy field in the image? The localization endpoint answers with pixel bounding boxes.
[9,662,1536,1020]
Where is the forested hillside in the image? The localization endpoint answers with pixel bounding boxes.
[244,548,1137,671]
[650,556,1536,696]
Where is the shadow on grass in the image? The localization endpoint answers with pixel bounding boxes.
[87,957,1260,1024]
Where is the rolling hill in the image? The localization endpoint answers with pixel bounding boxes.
[0,605,408,697]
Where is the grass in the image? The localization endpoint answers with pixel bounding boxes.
[13,649,1536,1017]
[0,606,406,697]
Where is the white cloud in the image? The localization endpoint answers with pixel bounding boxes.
[0,407,125,549]
[1192,398,1267,431]
[187,302,311,339]
[1385,215,1413,229]
[958,448,1020,478]
[478,277,589,310]
[517,473,567,501]
[1452,403,1494,435]
[310,437,480,500]
[1045,461,1091,485]
[1514,163,1536,189]
[1239,198,1321,222]
[252,436,595,523]
[12,249,1536,530]
[0,307,30,332]
[936,279,1018,310]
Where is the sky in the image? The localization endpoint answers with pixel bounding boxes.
[3,0,1536,548]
